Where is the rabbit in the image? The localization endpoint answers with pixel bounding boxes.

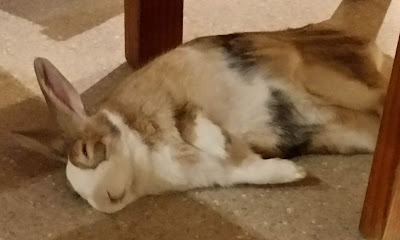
[26,24,388,213]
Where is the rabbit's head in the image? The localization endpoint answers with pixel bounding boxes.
[33,58,146,213]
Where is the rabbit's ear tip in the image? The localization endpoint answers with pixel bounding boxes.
[34,57,53,70]
[34,57,56,69]
[34,57,49,62]
[33,57,45,66]
[33,58,47,77]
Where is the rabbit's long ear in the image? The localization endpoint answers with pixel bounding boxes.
[34,58,86,138]
[11,129,68,163]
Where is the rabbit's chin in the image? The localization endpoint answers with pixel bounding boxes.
[88,192,138,213]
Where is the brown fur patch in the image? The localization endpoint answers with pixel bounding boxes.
[250,145,281,159]
[218,129,260,165]
[67,112,119,169]
[102,103,164,147]
[288,27,384,93]
[295,37,381,88]
[173,142,199,164]
[123,113,161,147]
[225,134,253,165]
[174,103,200,144]
[202,25,383,91]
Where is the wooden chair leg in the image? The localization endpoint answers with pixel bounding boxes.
[359,35,400,240]
[124,0,183,67]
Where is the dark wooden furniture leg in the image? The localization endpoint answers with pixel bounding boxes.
[359,36,400,240]
[124,0,184,67]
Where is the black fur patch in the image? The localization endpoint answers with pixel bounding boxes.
[218,34,257,76]
[268,89,316,158]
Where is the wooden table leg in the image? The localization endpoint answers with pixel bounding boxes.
[359,36,400,240]
[382,165,400,240]
[124,0,183,67]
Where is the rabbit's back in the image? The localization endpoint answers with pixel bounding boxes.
[184,26,385,158]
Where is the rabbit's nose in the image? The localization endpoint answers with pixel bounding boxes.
[107,190,126,203]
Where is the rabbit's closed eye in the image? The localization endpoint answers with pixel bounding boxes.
[69,139,108,169]
[82,143,88,157]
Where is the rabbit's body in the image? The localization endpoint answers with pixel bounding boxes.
[31,25,388,213]
[105,27,385,158]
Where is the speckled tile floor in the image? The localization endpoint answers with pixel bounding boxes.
[0,0,399,239]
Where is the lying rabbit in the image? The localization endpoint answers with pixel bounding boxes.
[29,24,387,213]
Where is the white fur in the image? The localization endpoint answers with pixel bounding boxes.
[66,158,135,213]
[192,113,227,159]
[230,157,306,185]
[147,145,306,191]
[65,110,307,213]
